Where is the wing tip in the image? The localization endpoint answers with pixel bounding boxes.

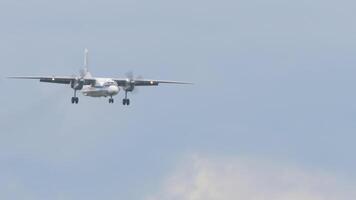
[161,81,194,85]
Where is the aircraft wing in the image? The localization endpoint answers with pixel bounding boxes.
[113,78,193,86]
[8,76,96,85]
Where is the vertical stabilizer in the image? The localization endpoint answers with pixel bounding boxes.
[80,48,92,78]
[84,48,89,68]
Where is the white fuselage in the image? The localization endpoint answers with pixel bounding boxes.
[82,78,120,97]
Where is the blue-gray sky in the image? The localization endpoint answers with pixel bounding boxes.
[1,0,356,199]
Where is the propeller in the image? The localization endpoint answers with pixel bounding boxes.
[124,71,143,94]
[70,71,86,90]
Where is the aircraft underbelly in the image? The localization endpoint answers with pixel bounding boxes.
[84,90,108,97]
[81,83,120,97]
[82,88,115,97]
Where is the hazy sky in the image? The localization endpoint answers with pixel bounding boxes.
[1,0,356,199]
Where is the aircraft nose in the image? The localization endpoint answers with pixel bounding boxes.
[108,85,119,95]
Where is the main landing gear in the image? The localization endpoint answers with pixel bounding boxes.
[122,91,130,106]
[123,98,130,105]
[71,90,79,104]
[71,97,79,104]
[109,97,114,104]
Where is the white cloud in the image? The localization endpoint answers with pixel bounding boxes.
[146,155,355,200]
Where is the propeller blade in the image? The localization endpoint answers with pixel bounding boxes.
[124,71,143,94]
[125,71,134,80]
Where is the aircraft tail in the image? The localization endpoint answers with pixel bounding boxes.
[80,48,92,78]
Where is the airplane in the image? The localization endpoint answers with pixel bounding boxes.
[8,49,192,105]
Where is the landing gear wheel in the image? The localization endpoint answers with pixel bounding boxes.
[109,98,114,104]
[122,98,130,105]
[72,97,79,104]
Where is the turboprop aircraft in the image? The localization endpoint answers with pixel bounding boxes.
[8,49,192,105]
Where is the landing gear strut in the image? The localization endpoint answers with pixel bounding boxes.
[123,91,130,106]
[71,90,79,104]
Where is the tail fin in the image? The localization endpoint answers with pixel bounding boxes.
[80,48,92,78]
[84,48,89,68]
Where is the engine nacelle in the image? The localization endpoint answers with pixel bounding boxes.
[124,84,134,92]
[71,78,84,90]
